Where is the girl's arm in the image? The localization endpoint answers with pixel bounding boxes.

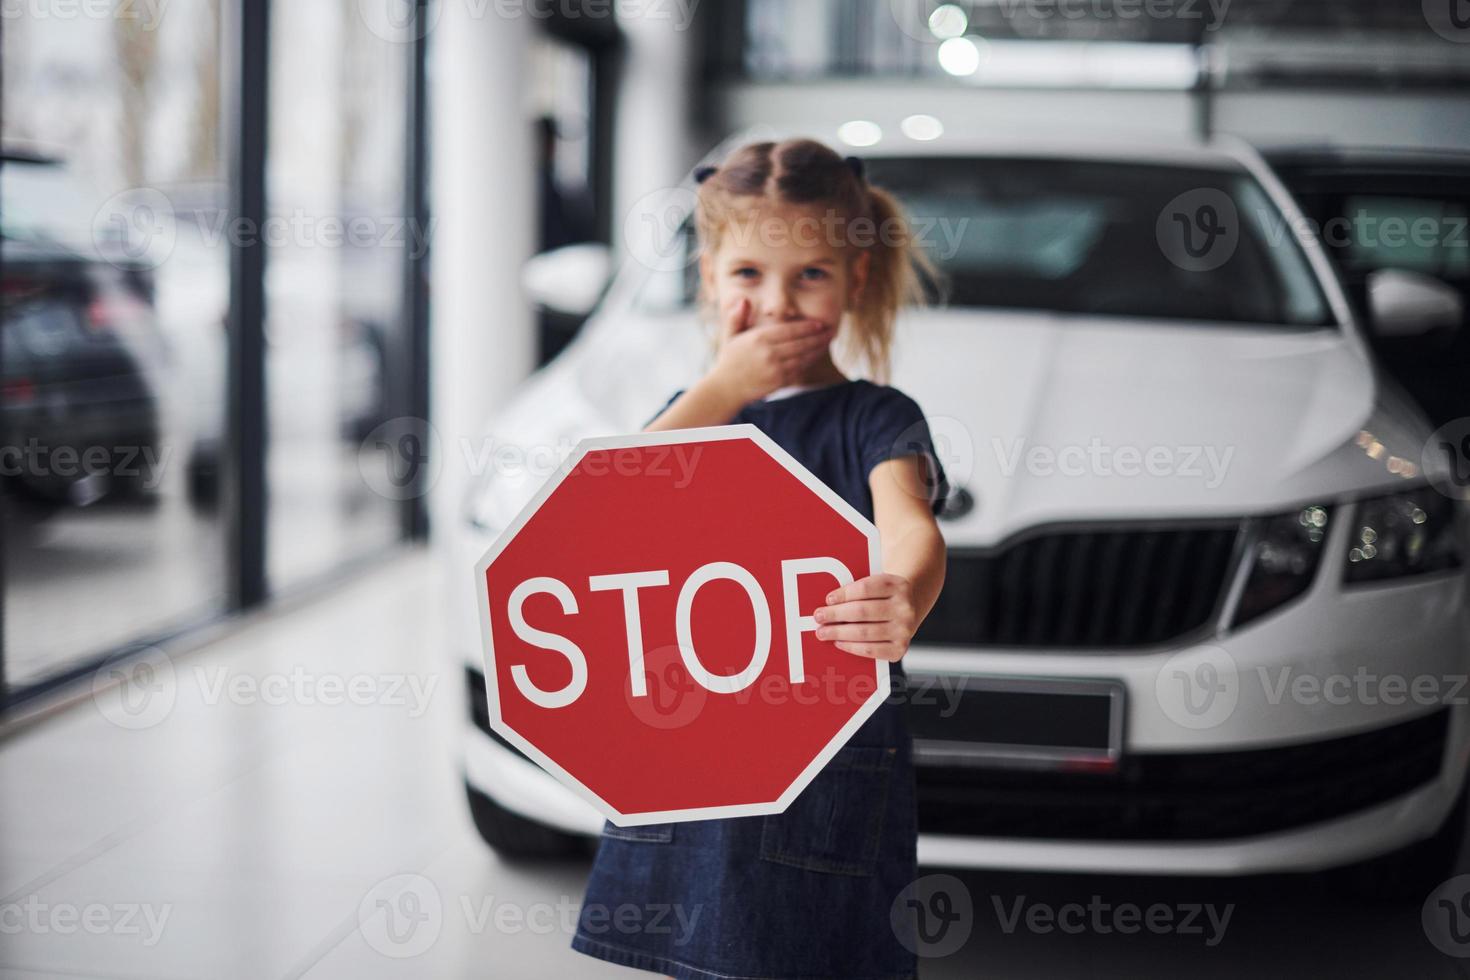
[643,371,749,432]
[813,454,947,662]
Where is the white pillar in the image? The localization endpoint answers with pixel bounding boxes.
[428,7,537,556]
[611,10,700,266]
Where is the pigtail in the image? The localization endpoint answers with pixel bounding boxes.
[839,182,944,384]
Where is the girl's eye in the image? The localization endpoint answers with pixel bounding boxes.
[732,267,759,280]
[801,268,829,281]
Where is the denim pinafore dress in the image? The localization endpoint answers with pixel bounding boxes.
[570,380,950,980]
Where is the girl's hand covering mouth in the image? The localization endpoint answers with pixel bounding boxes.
[710,297,837,403]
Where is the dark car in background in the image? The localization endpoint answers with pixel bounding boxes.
[1267,147,1470,427]
[1,151,165,510]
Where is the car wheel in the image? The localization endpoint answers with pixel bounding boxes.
[2,493,60,539]
[1328,782,1469,905]
[187,452,219,510]
[464,780,593,861]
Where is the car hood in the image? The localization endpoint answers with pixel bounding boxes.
[470,307,1433,547]
[888,310,1429,545]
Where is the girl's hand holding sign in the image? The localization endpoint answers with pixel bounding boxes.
[816,448,946,664]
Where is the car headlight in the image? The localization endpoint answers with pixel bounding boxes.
[1231,504,1332,629]
[1344,486,1463,585]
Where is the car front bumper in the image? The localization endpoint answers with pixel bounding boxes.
[457,515,1470,876]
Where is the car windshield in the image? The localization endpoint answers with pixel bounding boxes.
[636,156,1336,329]
[866,156,1333,327]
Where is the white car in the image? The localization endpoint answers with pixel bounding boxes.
[455,135,1469,899]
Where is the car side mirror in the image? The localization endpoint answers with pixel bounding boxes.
[1367,268,1463,338]
[521,242,612,317]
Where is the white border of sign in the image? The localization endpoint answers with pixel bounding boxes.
[472,423,888,826]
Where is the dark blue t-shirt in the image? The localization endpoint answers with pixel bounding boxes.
[648,379,950,525]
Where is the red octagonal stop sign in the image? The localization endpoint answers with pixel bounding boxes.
[474,424,887,826]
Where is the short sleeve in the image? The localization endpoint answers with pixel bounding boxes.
[857,386,951,517]
[644,389,685,428]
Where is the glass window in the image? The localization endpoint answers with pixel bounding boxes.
[2,3,228,687]
[265,4,411,587]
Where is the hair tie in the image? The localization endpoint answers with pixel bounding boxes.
[844,155,865,182]
[694,165,718,184]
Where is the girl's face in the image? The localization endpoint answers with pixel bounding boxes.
[700,204,870,335]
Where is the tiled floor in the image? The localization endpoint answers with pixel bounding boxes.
[4,432,399,689]
[2,544,1466,978]
[1,545,621,980]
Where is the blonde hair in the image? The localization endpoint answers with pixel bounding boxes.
[692,138,943,384]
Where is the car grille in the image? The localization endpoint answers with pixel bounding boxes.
[915,708,1448,841]
[915,524,1242,649]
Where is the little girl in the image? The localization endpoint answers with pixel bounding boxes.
[570,138,950,980]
